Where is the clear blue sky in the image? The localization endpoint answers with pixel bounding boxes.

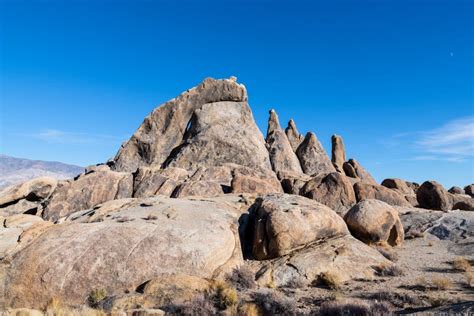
[1,0,473,188]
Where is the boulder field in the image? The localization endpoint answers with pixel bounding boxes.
[0,77,472,314]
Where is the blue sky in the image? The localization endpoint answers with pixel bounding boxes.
[0,0,472,188]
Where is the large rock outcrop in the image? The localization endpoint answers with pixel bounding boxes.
[251,194,349,260]
[266,110,303,177]
[42,170,133,221]
[343,159,377,185]
[417,181,452,211]
[295,132,335,177]
[300,172,356,216]
[344,199,404,247]
[331,135,346,173]
[354,182,411,207]
[4,196,247,308]
[285,119,304,152]
[112,78,249,172]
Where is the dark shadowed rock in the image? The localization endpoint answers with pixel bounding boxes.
[251,194,349,260]
[300,172,356,216]
[331,135,346,173]
[451,194,474,211]
[406,181,420,193]
[464,184,474,197]
[296,132,335,176]
[42,171,133,221]
[417,181,452,211]
[354,182,411,207]
[381,178,415,195]
[345,199,404,247]
[0,177,57,208]
[112,78,248,172]
[266,110,303,176]
[285,119,304,152]
[343,159,377,185]
[279,171,312,195]
[448,186,464,195]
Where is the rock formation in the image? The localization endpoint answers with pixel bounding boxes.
[265,110,303,176]
[285,119,304,152]
[296,132,335,176]
[343,159,377,185]
[417,180,452,211]
[331,134,346,173]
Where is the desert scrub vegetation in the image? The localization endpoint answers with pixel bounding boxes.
[318,271,344,290]
[318,299,392,316]
[227,265,256,290]
[373,263,404,277]
[252,290,298,315]
[87,288,108,308]
[452,256,471,271]
[45,297,106,316]
[431,277,453,290]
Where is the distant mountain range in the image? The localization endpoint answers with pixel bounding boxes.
[0,154,83,189]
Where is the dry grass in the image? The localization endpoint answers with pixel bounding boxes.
[215,282,239,309]
[227,266,256,290]
[252,290,298,315]
[319,271,344,290]
[465,270,474,288]
[452,257,471,271]
[373,264,404,277]
[87,288,107,308]
[431,277,453,290]
[238,303,261,316]
[318,299,391,316]
[45,298,106,316]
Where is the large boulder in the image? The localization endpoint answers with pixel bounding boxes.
[354,182,411,207]
[295,132,335,177]
[381,178,415,196]
[343,159,377,185]
[300,172,356,216]
[265,110,303,176]
[279,171,312,195]
[448,186,465,195]
[133,167,189,198]
[417,181,452,211]
[42,170,133,221]
[464,184,474,198]
[164,100,271,173]
[251,194,349,260]
[451,194,474,211]
[344,199,404,247]
[3,196,246,308]
[172,181,224,198]
[331,135,346,173]
[256,235,390,288]
[112,77,248,172]
[0,177,57,209]
[285,119,304,152]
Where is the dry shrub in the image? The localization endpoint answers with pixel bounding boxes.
[45,298,106,316]
[164,293,217,315]
[215,282,239,309]
[452,257,471,271]
[319,271,344,290]
[318,300,392,316]
[431,277,453,290]
[373,264,404,277]
[252,290,298,315]
[227,265,256,290]
[427,293,450,307]
[465,270,474,288]
[87,288,107,308]
[238,303,261,316]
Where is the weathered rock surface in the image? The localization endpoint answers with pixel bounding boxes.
[417,181,452,211]
[344,199,404,246]
[280,171,312,195]
[251,194,349,260]
[300,172,356,216]
[266,110,303,176]
[0,199,39,217]
[451,194,474,211]
[398,207,444,239]
[256,235,389,288]
[295,132,335,176]
[331,135,346,173]
[164,100,271,173]
[0,177,57,208]
[285,119,304,152]
[171,180,223,198]
[354,182,411,207]
[448,186,465,195]
[112,78,248,172]
[3,196,247,308]
[133,167,188,198]
[426,211,474,242]
[343,159,377,185]
[42,170,133,221]
[381,178,415,196]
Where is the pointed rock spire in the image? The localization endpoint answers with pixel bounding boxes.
[285,119,304,152]
[331,134,346,173]
[296,132,335,176]
[266,109,303,177]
